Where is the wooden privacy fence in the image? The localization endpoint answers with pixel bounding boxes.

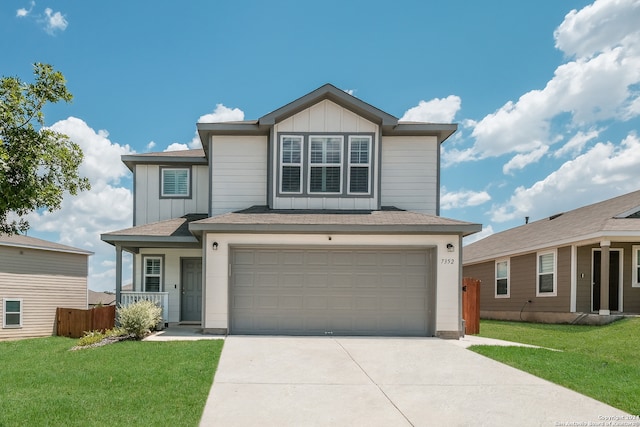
[462,277,481,335]
[56,305,116,338]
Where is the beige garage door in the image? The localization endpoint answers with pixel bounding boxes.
[230,247,435,336]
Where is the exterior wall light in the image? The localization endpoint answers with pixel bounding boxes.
[446,243,455,252]
[212,242,219,250]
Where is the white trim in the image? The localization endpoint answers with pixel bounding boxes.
[347,135,372,195]
[161,167,190,197]
[570,245,577,312]
[143,256,163,292]
[632,245,640,288]
[536,249,557,297]
[495,258,510,298]
[590,247,624,312]
[308,135,343,194]
[279,135,303,194]
[3,298,23,328]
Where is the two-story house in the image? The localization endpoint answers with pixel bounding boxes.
[101,84,481,338]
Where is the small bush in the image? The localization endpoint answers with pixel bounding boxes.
[117,300,162,339]
[77,330,105,347]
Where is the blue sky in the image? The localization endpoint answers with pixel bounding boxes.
[4,0,640,291]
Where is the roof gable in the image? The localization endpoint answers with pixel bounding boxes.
[259,83,398,127]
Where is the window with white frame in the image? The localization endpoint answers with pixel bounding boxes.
[280,136,303,193]
[633,245,640,287]
[144,257,162,292]
[161,168,190,197]
[309,136,343,193]
[348,136,371,194]
[3,298,22,328]
[537,251,556,296]
[495,260,509,298]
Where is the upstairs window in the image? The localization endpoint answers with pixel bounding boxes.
[161,168,190,198]
[309,136,343,194]
[495,260,509,298]
[280,136,303,193]
[3,298,22,328]
[537,251,556,296]
[348,136,371,194]
[144,257,162,292]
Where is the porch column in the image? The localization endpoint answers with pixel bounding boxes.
[115,244,123,306]
[599,241,610,315]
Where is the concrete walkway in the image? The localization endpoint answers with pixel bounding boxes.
[200,336,628,427]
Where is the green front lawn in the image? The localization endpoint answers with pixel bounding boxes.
[472,318,640,414]
[0,337,223,426]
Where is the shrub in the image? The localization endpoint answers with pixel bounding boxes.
[117,300,162,339]
[77,330,105,347]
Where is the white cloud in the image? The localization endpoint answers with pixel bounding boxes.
[491,132,640,223]
[554,129,601,158]
[164,143,189,152]
[26,117,135,291]
[400,95,461,123]
[43,7,68,34]
[454,0,640,171]
[166,103,245,151]
[441,189,491,210]
[146,141,156,151]
[197,104,244,124]
[16,1,34,17]
[554,0,640,58]
[502,146,549,175]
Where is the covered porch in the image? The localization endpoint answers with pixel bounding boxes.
[100,214,207,325]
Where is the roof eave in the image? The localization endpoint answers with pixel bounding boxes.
[190,222,481,235]
[383,123,458,143]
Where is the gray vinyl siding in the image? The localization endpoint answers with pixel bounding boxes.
[380,136,438,214]
[134,164,209,226]
[0,246,88,339]
[211,136,268,216]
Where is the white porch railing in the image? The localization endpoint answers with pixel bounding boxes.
[120,292,169,327]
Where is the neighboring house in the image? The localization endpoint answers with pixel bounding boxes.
[0,234,92,339]
[102,84,481,338]
[463,190,640,323]
[88,291,116,307]
[88,284,132,307]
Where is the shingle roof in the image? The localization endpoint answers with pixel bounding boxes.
[0,234,93,255]
[463,189,640,264]
[101,214,208,247]
[190,206,481,236]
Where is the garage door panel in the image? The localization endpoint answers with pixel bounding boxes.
[282,273,304,287]
[230,247,433,336]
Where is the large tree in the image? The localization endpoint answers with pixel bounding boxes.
[0,63,90,234]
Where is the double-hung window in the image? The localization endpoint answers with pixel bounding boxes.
[3,298,22,328]
[309,136,343,194]
[633,246,640,287]
[348,136,371,194]
[537,251,556,296]
[495,260,509,298]
[144,257,162,292]
[161,168,190,197]
[280,136,303,193]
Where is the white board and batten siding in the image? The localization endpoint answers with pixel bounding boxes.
[0,246,88,339]
[134,164,209,226]
[272,99,380,210]
[210,136,268,216]
[381,136,439,215]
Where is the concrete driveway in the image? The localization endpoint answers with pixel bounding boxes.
[200,336,628,427]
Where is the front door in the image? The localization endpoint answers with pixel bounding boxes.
[592,250,620,312]
[181,258,202,322]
